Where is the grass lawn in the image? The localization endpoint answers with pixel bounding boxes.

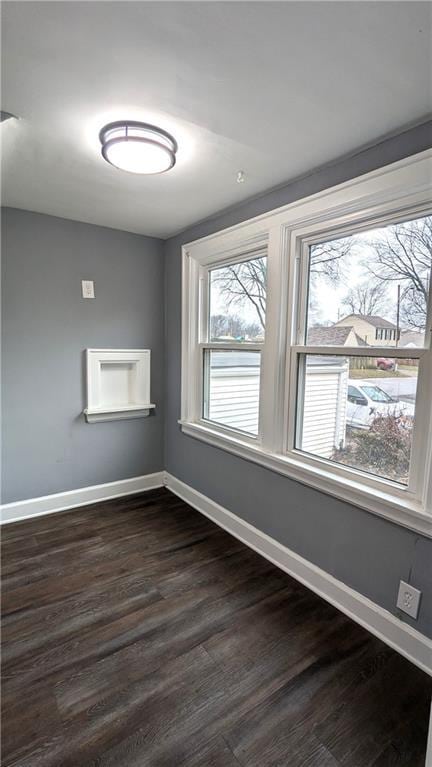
[349,368,405,379]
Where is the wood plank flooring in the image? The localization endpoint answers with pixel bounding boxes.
[2,488,431,766]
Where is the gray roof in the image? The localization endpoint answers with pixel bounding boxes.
[337,314,397,329]
[308,325,371,346]
[308,326,353,345]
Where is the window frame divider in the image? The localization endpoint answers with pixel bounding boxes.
[290,345,426,358]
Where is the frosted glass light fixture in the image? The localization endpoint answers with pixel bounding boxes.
[99,121,177,174]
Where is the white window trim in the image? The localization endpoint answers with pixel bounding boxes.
[181,150,432,537]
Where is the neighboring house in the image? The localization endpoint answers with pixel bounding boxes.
[207,351,261,435]
[399,329,424,348]
[300,356,349,458]
[208,349,348,458]
[308,325,368,347]
[334,314,399,345]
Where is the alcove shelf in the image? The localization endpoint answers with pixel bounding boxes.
[84,349,155,423]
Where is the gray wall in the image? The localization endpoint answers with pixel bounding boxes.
[2,123,431,637]
[164,120,432,638]
[1,208,164,503]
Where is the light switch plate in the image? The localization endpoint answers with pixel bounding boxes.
[82,280,95,298]
[396,580,421,619]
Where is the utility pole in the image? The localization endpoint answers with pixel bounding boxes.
[396,284,401,348]
[395,284,401,372]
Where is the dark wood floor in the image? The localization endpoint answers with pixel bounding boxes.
[2,488,431,767]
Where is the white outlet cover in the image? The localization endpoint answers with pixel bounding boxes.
[396,580,421,619]
[82,280,95,298]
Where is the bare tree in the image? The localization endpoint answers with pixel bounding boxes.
[211,314,231,340]
[213,239,355,330]
[212,257,267,329]
[342,282,389,317]
[210,219,431,333]
[210,313,261,341]
[365,216,432,330]
[310,236,356,283]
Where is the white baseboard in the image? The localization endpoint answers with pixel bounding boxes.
[427,704,432,767]
[1,472,165,524]
[2,468,430,676]
[164,472,432,677]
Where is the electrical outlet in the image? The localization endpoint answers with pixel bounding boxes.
[82,280,95,299]
[396,580,421,619]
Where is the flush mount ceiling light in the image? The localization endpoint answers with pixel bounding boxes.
[99,121,177,174]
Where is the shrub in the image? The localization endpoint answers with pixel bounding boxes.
[333,414,412,482]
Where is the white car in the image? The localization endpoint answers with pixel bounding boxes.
[346,380,415,430]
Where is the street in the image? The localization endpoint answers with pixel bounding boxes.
[360,376,417,403]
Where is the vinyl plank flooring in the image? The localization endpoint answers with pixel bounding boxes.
[223,626,373,766]
[173,735,243,767]
[54,579,293,719]
[314,651,431,766]
[2,570,156,649]
[371,715,430,766]
[2,488,431,767]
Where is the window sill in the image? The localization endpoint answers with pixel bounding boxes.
[179,420,432,537]
[84,404,155,423]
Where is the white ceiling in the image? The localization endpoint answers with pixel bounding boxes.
[2,2,431,238]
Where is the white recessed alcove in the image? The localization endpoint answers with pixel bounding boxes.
[84,349,155,423]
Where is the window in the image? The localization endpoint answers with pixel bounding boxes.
[181,151,432,534]
[295,354,418,485]
[209,256,266,343]
[201,253,267,437]
[306,215,431,349]
[348,385,367,405]
[295,214,431,489]
[203,349,261,435]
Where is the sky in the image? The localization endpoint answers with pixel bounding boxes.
[209,234,399,331]
[309,231,400,327]
[210,216,430,335]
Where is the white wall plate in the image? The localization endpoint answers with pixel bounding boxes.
[84,349,155,423]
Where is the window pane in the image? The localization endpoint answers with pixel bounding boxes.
[203,349,260,435]
[306,214,432,348]
[209,255,267,342]
[295,354,418,485]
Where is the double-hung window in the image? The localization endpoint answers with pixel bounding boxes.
[292,215,431,490]
[181,151,432,534]
[203,253,267,437]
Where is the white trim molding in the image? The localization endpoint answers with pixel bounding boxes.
[164,472,432,677]
[180,421,432,537]
[181,150,432,534]
[427,703,432,767]
[2,469,431,677]
[1,472,165,524]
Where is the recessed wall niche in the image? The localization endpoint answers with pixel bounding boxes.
[84,349,155,423]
